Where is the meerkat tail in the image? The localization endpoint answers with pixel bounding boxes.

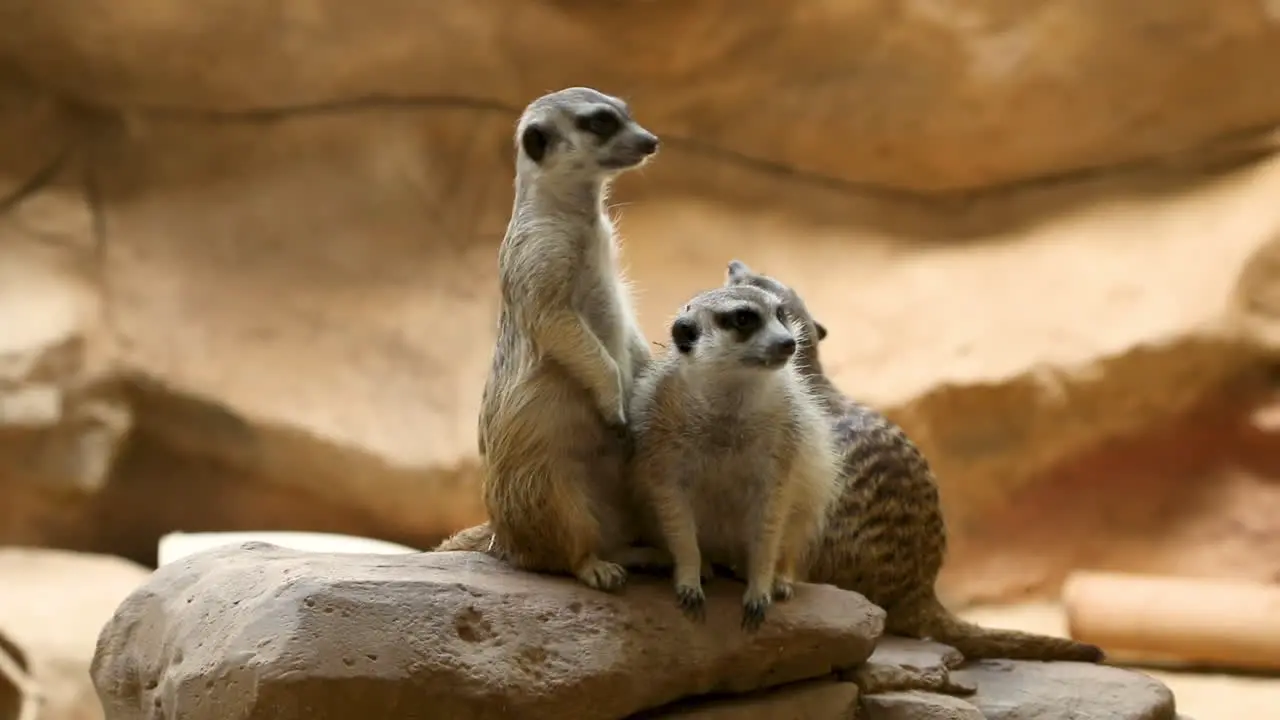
[433,523,497,553]
[907,594,1105,663]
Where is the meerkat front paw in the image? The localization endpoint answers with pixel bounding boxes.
[741,589,773,632]
[675,582,706,622]
[575,557,628,593]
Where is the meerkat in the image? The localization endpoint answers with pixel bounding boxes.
[470,87,668,592]
[628,285,843,631]
[722,260,1105,668]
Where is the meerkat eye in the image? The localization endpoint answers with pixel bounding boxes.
[730,308,761,332]
[578,109,621,139]
[774,306,788,325]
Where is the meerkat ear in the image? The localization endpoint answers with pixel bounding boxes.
[520,124,552,163]
[726,259,752,284]
[815,321,828,341]
[671,317,700,354]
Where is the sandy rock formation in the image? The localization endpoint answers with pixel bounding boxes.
[952,659,1177,720]
[90,544,1185,720]
[90,543,883,720]
[0,549,151,720]
[0,2,1279,605]
[859,637,1177,720]
[4,0,1280,193]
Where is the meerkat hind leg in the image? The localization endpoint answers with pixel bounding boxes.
[539,461,629,593]
[575,555,628,592]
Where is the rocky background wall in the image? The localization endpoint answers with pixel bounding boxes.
[3,1,1280,718]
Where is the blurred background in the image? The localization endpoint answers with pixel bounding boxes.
[2,1,1280,718]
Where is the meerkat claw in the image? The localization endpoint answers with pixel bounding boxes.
[676,584,706,622]
[741,593,771,632]
[771,578,794,601]
[578,559,628,593]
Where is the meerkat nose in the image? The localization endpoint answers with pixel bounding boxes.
[775,337,797,357]
[636,132,659,155]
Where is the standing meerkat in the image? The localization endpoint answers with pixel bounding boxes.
[723,259,1105,667]
[463,87,664,592]
[628,285,843,631]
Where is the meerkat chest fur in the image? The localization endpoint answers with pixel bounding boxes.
[650,353,829,566]
[659,361,824,565]
[573,209,633,359]
[503,182,637,376]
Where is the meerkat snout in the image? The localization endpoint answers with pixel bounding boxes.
[671,317,699,353]
[633,131,659,156]
[769,335,797,360]
[755,328,796,369]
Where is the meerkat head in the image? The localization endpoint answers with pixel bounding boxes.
[514,87,660,181]
[668,285,800,376]
[724,259,829,345]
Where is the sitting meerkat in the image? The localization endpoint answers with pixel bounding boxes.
[723,260,1104,674]
[470,86,668,592]
[628,285,843,631]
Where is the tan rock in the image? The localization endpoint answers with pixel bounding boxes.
[4,2,1280,192]
[0,548,151,720]
[958,602,1280,720]
[951,660,1176,720]
[862,690,984,720]
[867,637,964,674]
[853,636,972,696]
[91,543,884,720]
[0,177,128,495]
[155,530,418,566]
[77,100,1280,552]
[649,680,859,719]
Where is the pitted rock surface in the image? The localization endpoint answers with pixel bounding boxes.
[952,659,1177,720]
[90,543,884,720]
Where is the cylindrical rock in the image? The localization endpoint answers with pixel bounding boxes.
[1062,570,1280,671]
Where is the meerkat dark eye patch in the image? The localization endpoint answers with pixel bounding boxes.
[815,322,829,341]
[671,317,700,353]
[716,307,762,334]
[577,108,621,140]
[775,306,788,325]
[520,124,553,163]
